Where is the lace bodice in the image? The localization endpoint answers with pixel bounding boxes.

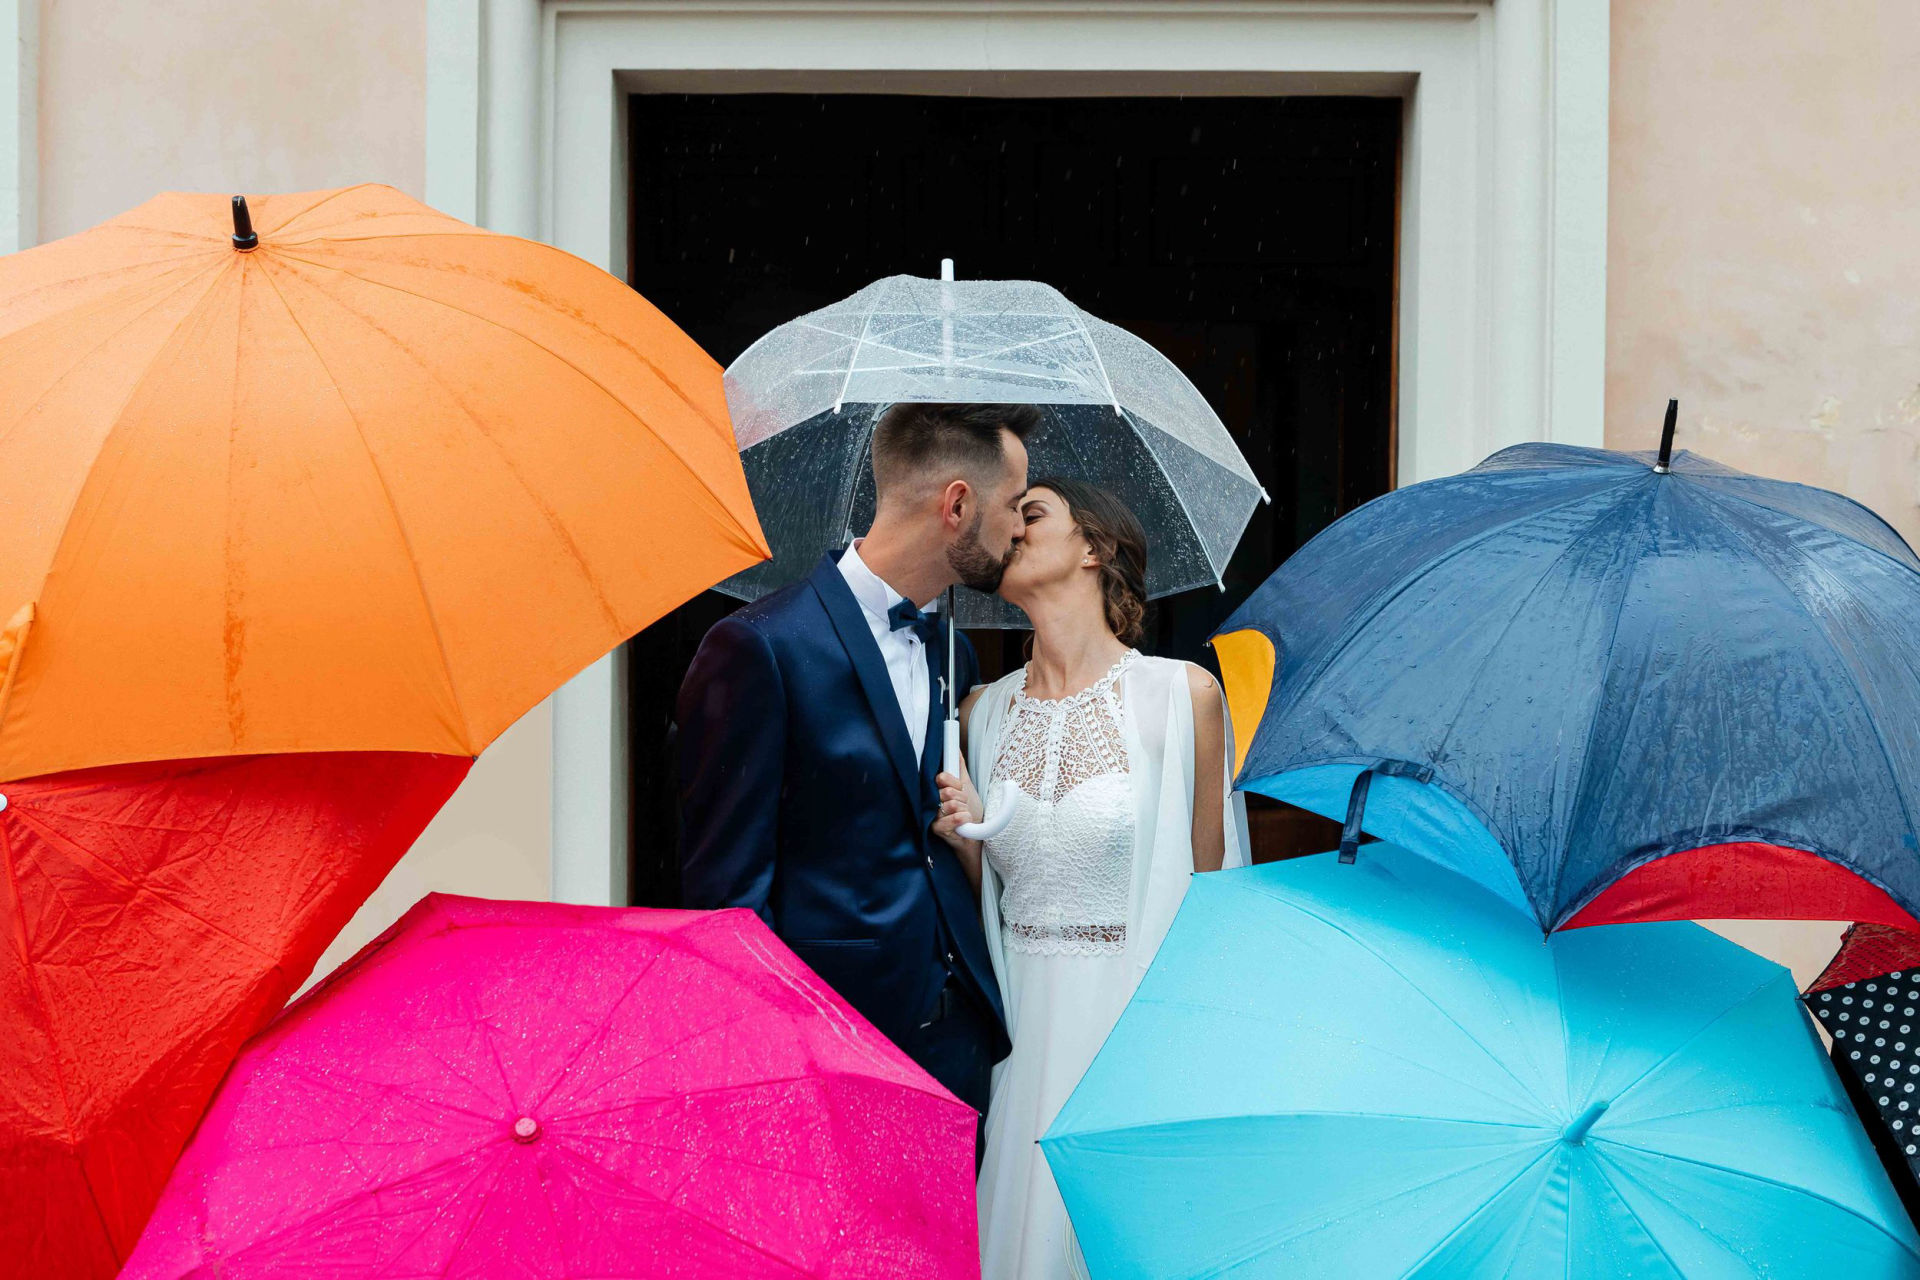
[983,652,1138,955]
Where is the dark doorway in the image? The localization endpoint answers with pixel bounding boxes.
[626,92,1400,906]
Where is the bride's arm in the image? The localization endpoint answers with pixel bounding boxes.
[933,686,988,896]
[1187,665,1227,873]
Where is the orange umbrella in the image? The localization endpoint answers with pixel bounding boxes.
[0,185,767,782]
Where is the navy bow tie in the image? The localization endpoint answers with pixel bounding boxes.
[887,599,941,647]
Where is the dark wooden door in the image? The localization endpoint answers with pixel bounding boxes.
[627,93,1400,905]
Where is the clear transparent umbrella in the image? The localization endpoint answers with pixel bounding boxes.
[718,266,1265,629]
[718,265,1265,837]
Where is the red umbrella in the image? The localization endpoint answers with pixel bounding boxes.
[121,895,981,1279]
[0,752,469,1277]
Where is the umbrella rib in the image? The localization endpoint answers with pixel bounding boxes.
[1176,1136,1556,1278]
[1695,474,1920,578]
[271,247,766,565]
[251,184,377,238]
[543,1142,816,1277]
[831,297,881,413]
[0,259,232,617]
[278,1057,506,1127]
[1120,409,1225,588]
[1692,489,1920,851]
[250,266,475,745]
[1062,1109,1551,1140]
[1425,488,1655,779]
[559,1071,895,1123]
[1066,304,1122,411]
[548,1010,761,1116]
[431,1152,516,1279]
[1224,885,1555,1112]
[1386,1143,1564,1280]
[1594,1142,1920,1263]
[557,1127,831,1184]
[1588,968,1798,1109]
[526,946,667,1114]
[212,1143,500,1268]
[1577,1154,1696,1277]
[0,250,220,356]
[8,806,281,965]
[1267,474,1646,735]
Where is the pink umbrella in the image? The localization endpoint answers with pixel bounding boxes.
[120,895,980,1279]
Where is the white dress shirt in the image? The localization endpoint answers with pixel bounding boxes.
[838,540,939,761]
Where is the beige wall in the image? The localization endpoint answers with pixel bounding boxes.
[38,0,427,239]
[32,0,552,976]
[1607,0,1920,981]
[1607,0,1920,543]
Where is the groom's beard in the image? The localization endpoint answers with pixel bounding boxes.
[948,512,1014,594]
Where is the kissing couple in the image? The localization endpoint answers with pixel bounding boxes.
[676,401,1248,1278]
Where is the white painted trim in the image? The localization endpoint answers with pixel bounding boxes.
[426,0,482,222]
[0,0,36,253]
[443,0,1610,904]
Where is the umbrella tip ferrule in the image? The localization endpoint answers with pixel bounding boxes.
[1654,398,1678,473]
[512,1115,541,1144]
[1562,1099,1609,1146]
[231,195,259,252]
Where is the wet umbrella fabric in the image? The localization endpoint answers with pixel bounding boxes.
[1042,846,1920,1278]
[1213,442,1920,931]
[0,185,767,781]
[0,752,469,1278]
[121,895,981,1280]
[716,273,1262,627]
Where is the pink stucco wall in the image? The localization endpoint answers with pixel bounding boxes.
[36,0,426,240]
[1607,0,1920,545]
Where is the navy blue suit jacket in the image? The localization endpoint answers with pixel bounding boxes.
[676,553,1010,1059]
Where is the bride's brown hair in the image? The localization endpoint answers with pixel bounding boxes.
[1029,476,1150,646]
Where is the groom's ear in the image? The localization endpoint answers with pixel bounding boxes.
[939,477,972,530]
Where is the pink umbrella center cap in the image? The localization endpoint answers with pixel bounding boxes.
[512,1116,541,1143]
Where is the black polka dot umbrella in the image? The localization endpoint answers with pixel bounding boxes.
[1807,972,1920,1199]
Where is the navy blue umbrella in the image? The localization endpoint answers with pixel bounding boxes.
[1214,418,1920,933]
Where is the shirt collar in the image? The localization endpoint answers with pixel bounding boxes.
[841,540,940,626]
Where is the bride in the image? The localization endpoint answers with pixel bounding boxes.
[934,477,1249,1280]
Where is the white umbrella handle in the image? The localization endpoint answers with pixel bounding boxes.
[943,721,1017,841]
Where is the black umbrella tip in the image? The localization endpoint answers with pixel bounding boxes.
[1654,398,1678,473]
[230,195,258,251]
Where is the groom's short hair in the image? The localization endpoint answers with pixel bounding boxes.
[870,402,1040,501]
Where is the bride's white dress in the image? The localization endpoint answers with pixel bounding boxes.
[968,653,1247,1280]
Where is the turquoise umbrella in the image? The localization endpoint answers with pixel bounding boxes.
[1042,847,1920,1278]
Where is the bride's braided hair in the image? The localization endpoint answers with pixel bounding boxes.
[1031,476,1150,646]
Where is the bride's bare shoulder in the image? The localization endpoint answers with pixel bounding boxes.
[1181,661,1220,697]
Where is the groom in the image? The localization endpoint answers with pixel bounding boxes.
[677,401,1038,1128]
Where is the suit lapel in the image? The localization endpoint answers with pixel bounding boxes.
[919,613,947,794]
[808,555,923,807]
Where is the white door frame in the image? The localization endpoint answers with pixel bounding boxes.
[427,0,1610,907]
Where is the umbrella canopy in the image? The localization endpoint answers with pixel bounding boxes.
[1808,969,1920,1195]
[0,752,469,1278]
[1043,846,1920,1278]
[121,894,980,1280]
[717,272,1262,626]
[1213,441,1920,931]
[0,185,767,781]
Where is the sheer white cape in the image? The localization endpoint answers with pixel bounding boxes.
[965,655,1252,1033]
